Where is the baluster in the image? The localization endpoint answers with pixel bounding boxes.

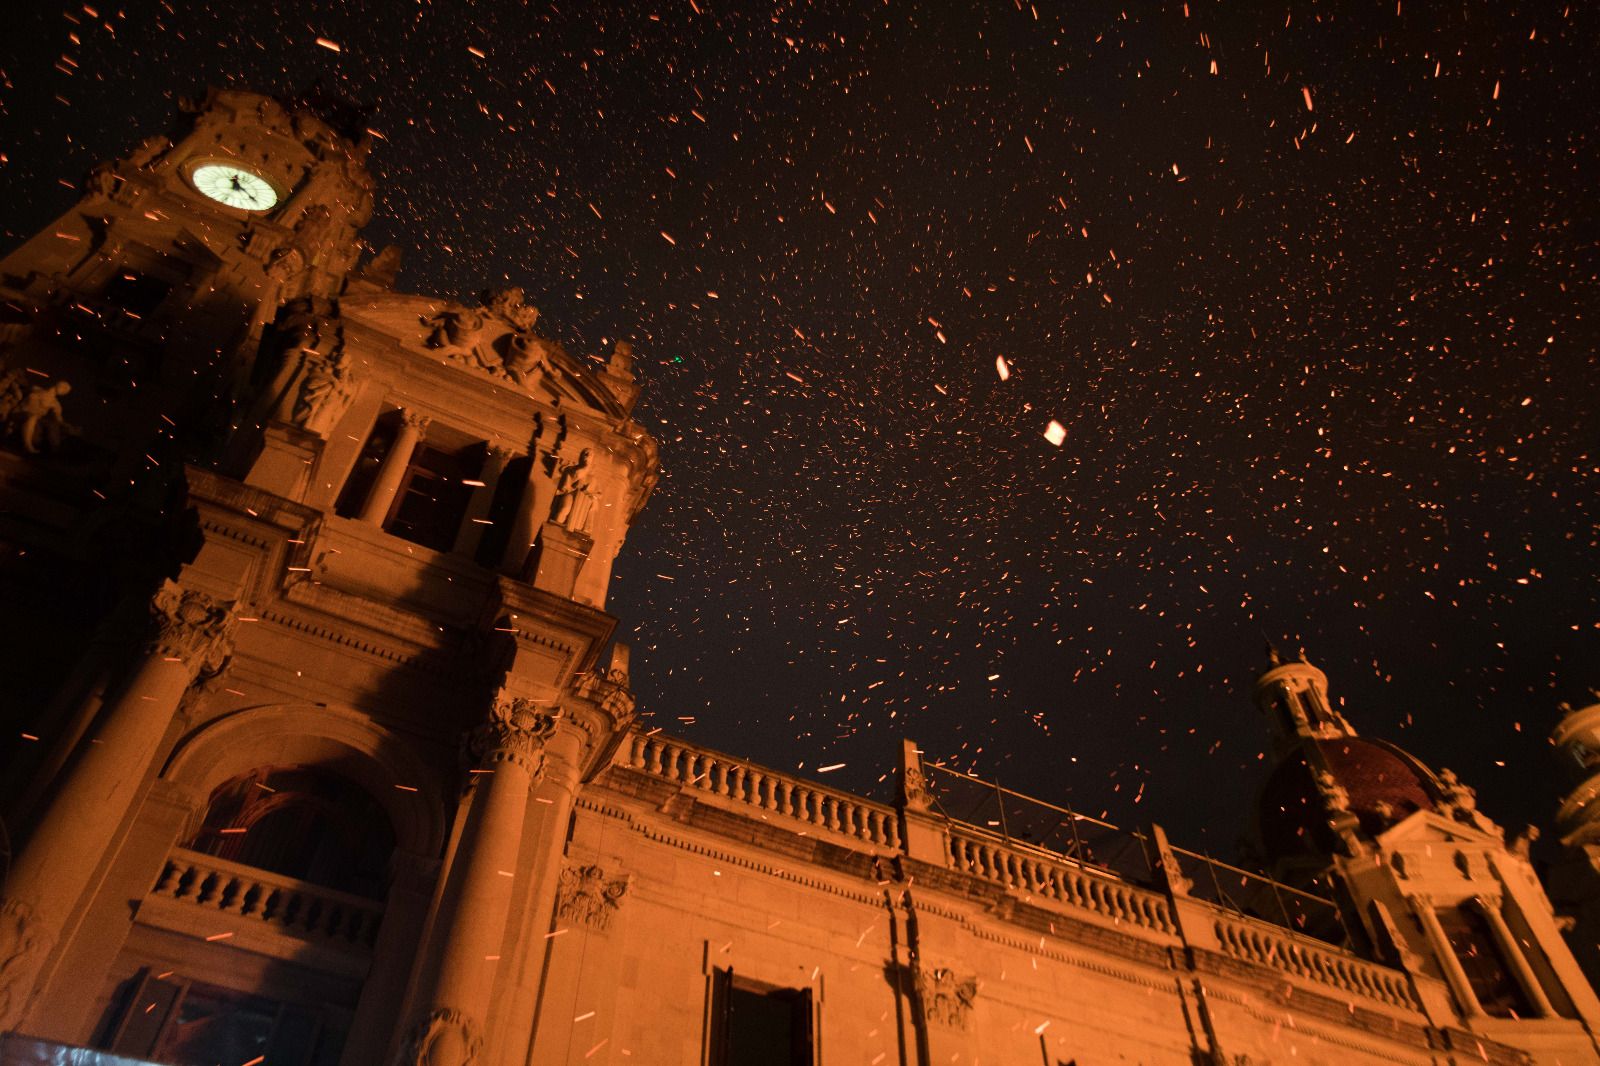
[218,876,245,914]
[747,770,763,807]
[239,881,263,919]
[648,740,667,777]
[196,871,221,907]
[152,861,181,897]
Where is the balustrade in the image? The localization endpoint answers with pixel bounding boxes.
[1213,917,1418,1010]
[150,847,384,949]
[623,733,902,849]
[946,829,1176,936]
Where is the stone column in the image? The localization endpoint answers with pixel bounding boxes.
[1410,896,1484,1019]
[395,694,555,1066]
[453,444,511,556]
[1471,896,1557,1018]
[0,581,235,1032]
[499,453,552,575]
[359,409,429,525]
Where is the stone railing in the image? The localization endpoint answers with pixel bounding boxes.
[1213,916,1418,1010]
[947,829,1178,936]
[621,733,902,850]
[151,847,384,949]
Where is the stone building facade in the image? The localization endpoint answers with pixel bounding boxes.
[1,89,1598,1066]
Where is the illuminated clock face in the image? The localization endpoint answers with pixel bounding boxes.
[190,163,278,211]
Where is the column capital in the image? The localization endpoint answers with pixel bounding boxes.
[0,897,55,1030]
[399,408,432,434]
[463,693,557,777]
[146,581,237,673]
[399,1006,481,1066]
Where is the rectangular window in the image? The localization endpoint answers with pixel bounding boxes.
[707,967,814,1066]
[101,969,344,1066]
[384,442,477,552]
[1438,907,1535,1018]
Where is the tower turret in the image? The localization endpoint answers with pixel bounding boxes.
[1252,655,1600,1048]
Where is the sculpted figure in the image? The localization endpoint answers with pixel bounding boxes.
[481,286,539,331]
[501,332,553,386]
[2,380,77,453]
[291,346,357,437]
[125,134,170,170]
[550,448,598,535]
[421,306,485,351]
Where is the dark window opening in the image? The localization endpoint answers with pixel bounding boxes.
[333,413,480,553]
[1438,906,1536,1018]
[102,970,344,1066]
[708,967,813,1066]
[100,270,172,319]
[187,766,395,899]
[384,441,478,552]
[473,453,532,568]
[334,416,397,519]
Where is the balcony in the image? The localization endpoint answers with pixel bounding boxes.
[137,847,383,979]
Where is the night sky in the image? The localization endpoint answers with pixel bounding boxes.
[2,1,1596,859]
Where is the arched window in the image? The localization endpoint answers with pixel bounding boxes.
[186,766,396,899]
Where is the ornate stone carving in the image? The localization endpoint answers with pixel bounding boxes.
[148,581,237,673]
[555,862,631,931]
[0,897,51,1031]
[550,448,598,536]
[421,306,486,351]
[481,285,540,331]
[420,288,564,394]
[915,964,977,1030]
[0,370,77,454]
[356,244,403,288]
[901,759,933,813]
[1436,768,1500,836]
[401,1007,481,1066]
[465,694,557,774]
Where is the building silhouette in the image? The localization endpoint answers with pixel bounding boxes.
[1,88,1598,1066]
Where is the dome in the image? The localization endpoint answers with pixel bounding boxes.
[1258,737,1439,860]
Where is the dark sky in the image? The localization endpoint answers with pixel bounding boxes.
[2,1,1597,858]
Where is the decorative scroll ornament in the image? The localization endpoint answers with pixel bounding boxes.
[555,862,632,931]
[0,897,52,1031]
[574,666,636,728]
[148,581,237,673]
[465,694,557,774]
[401,1007,481,1066]
[915,964,977,1030]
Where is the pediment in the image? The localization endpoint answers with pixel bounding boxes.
[1375,808,1499,849]
[341,290,630,420]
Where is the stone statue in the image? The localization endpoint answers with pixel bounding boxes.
[1314,769,1351,815]
[502,332,553,386]
[1436,768,1499,835]
[1,378,77,454]
[421,306,486,351]
[481,285,539,331]
[290,345,357,437]
[550,448,598,535]
[265,299,354,437]
[356,244,403,288]
[1511,824,1540,859]
[555,863,632,931]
